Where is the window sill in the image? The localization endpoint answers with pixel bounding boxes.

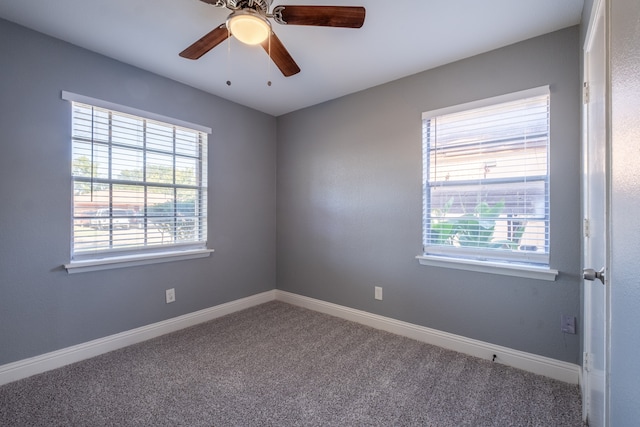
[415,255,558,281]
[65,248,214,274]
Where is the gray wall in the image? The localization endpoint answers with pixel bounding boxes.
[0,19,277,365]
[277,27,582,363]
[610,0,640,422]
[0,16,585,369]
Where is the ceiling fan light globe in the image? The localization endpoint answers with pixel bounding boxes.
[227,12,271,45]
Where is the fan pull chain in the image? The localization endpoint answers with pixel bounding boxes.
[267,31,272,87]
[226,27,232,86]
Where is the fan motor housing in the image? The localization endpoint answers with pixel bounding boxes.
[218,0,272,13]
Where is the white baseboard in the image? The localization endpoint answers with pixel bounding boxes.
[0,289,580,387]
[275,290,580,385]
[0,290,276,386]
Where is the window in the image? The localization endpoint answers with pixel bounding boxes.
[420,87,552,272]
[63,92,211,271]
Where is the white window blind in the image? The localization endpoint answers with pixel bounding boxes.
[68,98,209,260]
[422,87,550,266]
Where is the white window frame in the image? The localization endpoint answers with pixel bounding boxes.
[62,91,213,273]
[416,86,558,281]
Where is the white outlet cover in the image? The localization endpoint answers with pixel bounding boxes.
[166,288,176,304]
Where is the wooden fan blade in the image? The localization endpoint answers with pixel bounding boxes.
[275,6,365,28]
[179,24,229,60]
[261,31,301,77]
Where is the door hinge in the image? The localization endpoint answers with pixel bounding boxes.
[584,218,590,238]
[583,82,590,104]
[583,352,591,372]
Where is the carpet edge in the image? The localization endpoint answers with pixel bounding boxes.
[0,290,277,386]
[0,289,581,387]
[275,290,581,385]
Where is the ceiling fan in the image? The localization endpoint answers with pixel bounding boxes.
[179,0,366,77]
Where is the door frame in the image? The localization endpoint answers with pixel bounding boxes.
[582,0,611,424]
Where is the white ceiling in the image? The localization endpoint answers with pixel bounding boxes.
[0,0,584,116]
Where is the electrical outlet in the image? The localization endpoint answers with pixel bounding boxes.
[166,288,176,304]
[374,286,383,301]
[561,314,576,334]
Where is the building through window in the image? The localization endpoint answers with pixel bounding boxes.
[422,86,550,266]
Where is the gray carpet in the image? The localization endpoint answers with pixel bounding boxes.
[0,301,583,426]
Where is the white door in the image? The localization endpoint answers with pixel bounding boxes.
[582,0,609,425]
